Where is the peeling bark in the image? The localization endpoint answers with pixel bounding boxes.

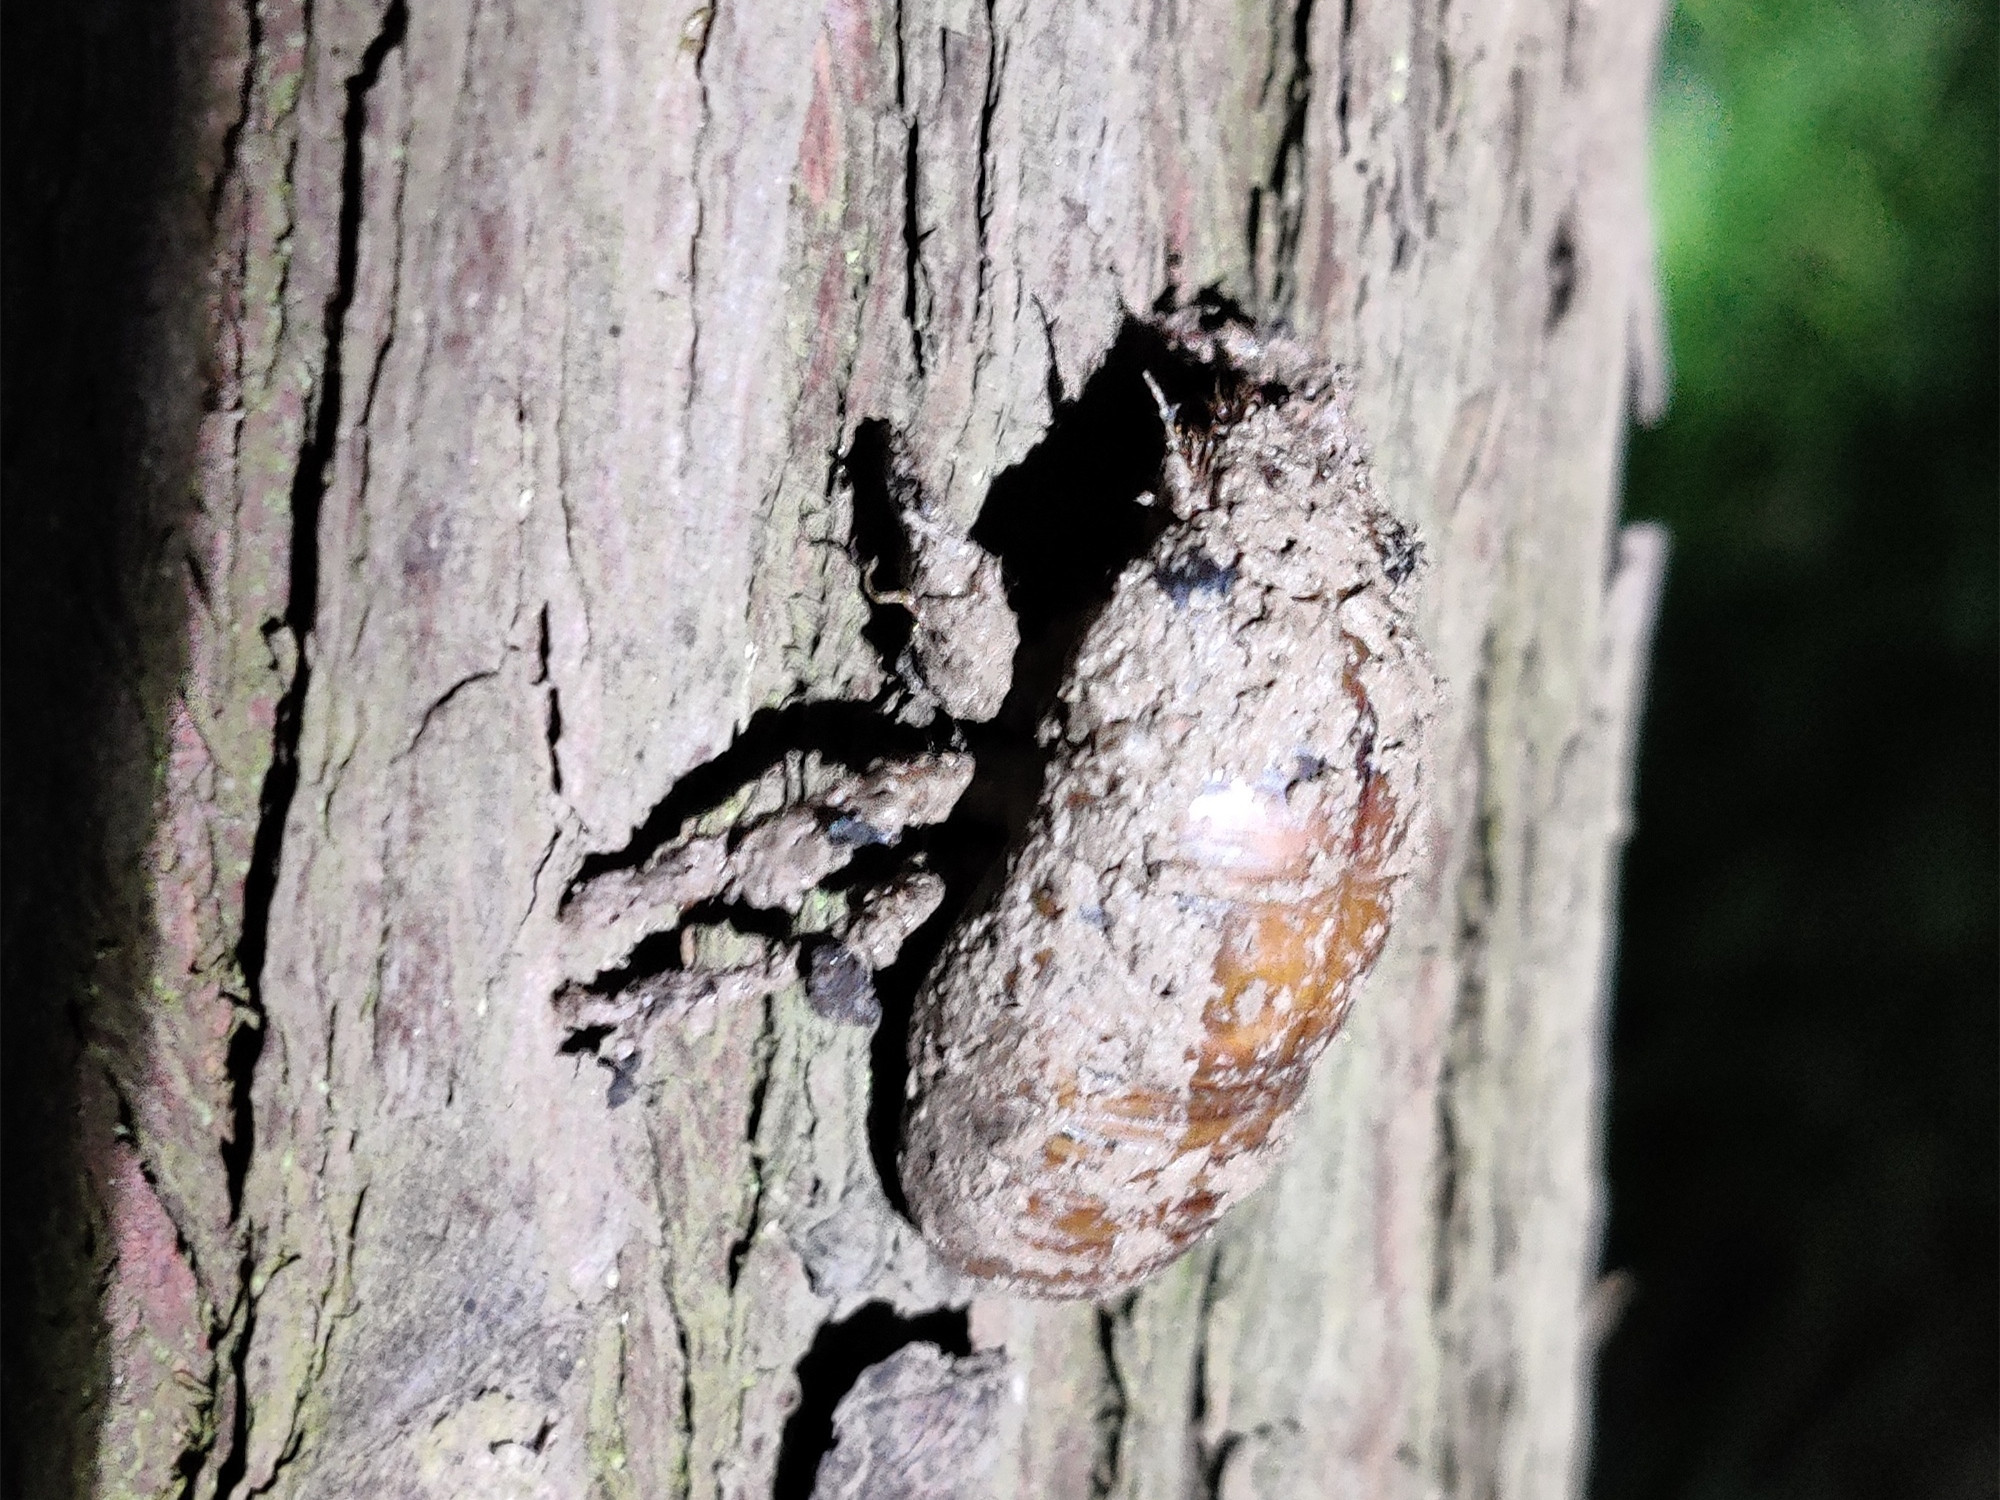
[6,0,1667,1495]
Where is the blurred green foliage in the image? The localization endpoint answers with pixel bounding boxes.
[1594,2,1996,1498]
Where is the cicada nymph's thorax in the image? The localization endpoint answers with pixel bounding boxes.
[900,312,1437,1297]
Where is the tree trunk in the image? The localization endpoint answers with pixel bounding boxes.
[4,0,1667,1495]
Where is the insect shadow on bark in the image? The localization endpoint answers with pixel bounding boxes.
[769,1301,973,1499]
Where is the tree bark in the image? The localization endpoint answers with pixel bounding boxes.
[5,0,1667,1495]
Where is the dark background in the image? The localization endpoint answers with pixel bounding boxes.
[1591,2,1997,1498]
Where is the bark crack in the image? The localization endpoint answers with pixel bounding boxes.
[215,6,409,1493]
[969,0,1001,329]
[901,122,930,377]
[683,0,717,417]
[209,0,262,225]
[397,665,501,761]
[1186,1246,1230,1495]
[1431,626,1500,1498]
[1089,1298,1133,1498]
[552,312,593,657]
[644,1142,701,1489]
[535,604,565,794]
[1335,0,1356,156]
[1254,0,1317,315]
[1433,627,1497,1319]
[725,989,779,1291]
[351,90,410,457]
[893,0,928,378]
[210,1242,261,1498]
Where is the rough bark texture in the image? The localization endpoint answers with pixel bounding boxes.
[5,0,1667,1495]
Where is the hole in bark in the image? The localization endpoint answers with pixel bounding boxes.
[770,1301,971,1500]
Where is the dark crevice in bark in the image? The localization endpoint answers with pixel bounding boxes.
[216,7,407,1492]
[1255,0,1316,314]
[681,0,714,416]
[1434,32,1456,131]
[1545,214,1579,330]
[891,0,919,373]
[892,0,920,374]
[1089,1298,1134,1498]
[536,605,565,794]
[891,0,908,106]
[1433,630,1498,1313]
[894,0,928,382]
[673,1313,697,1462]
[892,0,920,382]
[902,126,928,376]
[970,0,1000,325]
[352,111,410,447]
[1198,1437,1243,1500]
[400,666,500,759]
[232,0,409,1205]
[770,1301,972,1500]
[1246,187,1267,300]
[1187,1246,1231,1497]
[185,548,216,615]
[727,990,779,1290]
[1335,0,1357,156]
[104,1073,210,1308]
[1201,1422,1301,1500]
[210,1243,261,1500]
[1561,0,1583,86]
[209,0,262,224]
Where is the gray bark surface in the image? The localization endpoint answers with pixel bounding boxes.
[14,0,1667,1494]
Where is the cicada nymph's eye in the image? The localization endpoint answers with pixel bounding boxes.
[899,313,1438,1297]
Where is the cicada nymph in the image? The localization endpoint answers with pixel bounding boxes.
[899,311,1437,1296]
